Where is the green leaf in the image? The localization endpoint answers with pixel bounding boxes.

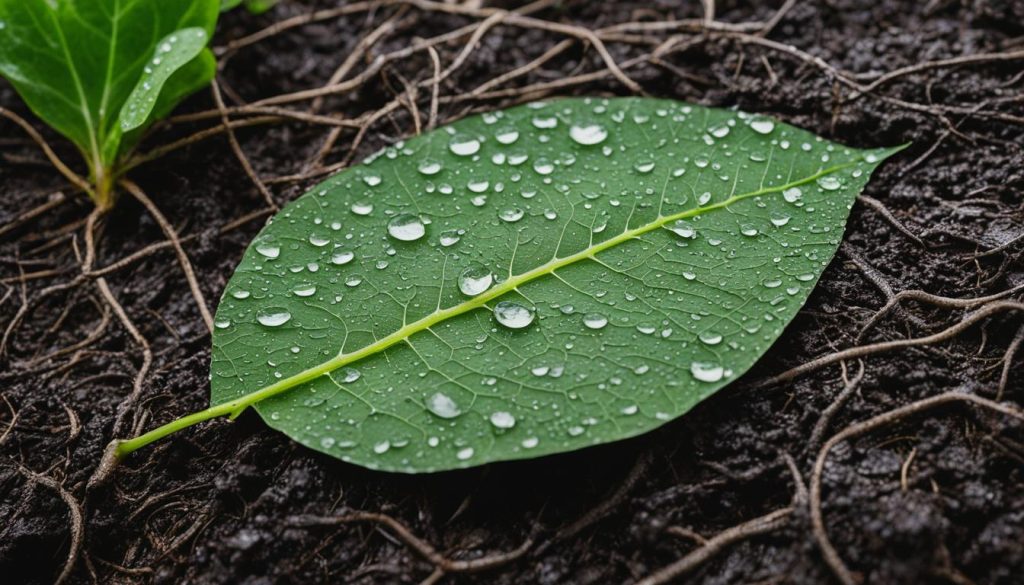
[0,0,218,201]
[210,97,901,473]
[119,28,211,132]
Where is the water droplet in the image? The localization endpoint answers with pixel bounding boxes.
[449,134,481,156]
[459,265,493,296]
[532,115,558,129]
[374,440,390,454]
[499,207,524,222]
[320,437,336,449]
[456,447,475,460]
[255,241,280,259]
[362,173,381,187]
[770,213,791,227]
[669,220,696,238]
[783,187,802,203]
[426,392,461,418]
[709,125,730,138]
[569,123,608,145]
[583,313,608,329]
[331,250,355,265]
[439,230,462,247]
[418,159,442,175]
[634,161,655,173]
[690,362,724,382]
[341,368,361,383]
[308,234,330,247]
[698,331,722,345]
[496,127,519,144]
[231,289,251,299]
[750,119,775,134]
[522,437,539,449]
[345,275,363,287]
[387,214,426,241]
[293,283,317,297]
[214,319,230,329]
[533,159,554,175]
[817,176,842,191]
[468,179,489,193]
[494,301,535,329]
[256,308,291,327]
[351,202,374,215]
[490,411,516,429]
[740,225,758,237]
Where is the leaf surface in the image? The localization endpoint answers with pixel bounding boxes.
[0,0,218,171]
[211,97,900,473]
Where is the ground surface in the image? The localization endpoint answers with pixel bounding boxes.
[2,1,1024,583]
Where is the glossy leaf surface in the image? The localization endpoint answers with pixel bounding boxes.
[211,97,900,473]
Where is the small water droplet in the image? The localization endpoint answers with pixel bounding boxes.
[457,446,475,460]
[690,362,724,382]
[770,213,791,227]
[750,119,775,134]
[634,161,655,173]
[494,301,535,329]
[783,187,802,203]
[293,283,316,297]
[569,122,608,145]
[439,230,462,246]
[698,331,722,345]
[256,308,291,327]
[331,250,355,265]
[387,214,426,241]
[418,159,442,175]
[499,207,524,222]
[532,115,558,129]
[522,437,539,449]
[583,313,608,329]
[459,265,493,296]
[449,134,481,156]
[255,241,280,259]
[426,392,461,418]
[490,411,516,429]
[496,127,520,144]
[817,176,842,191]
[351,202,374,215]
[231,289,251,299]
[669,220,696,238]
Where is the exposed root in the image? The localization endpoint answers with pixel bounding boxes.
[16,465,84,585]
[766,301,1024,385]
[0,108,91,195]
[210,80,278,210]
[811,392,1024,585]
[120,179,214,334]
[808,360,866,450]
[287,511,534,578]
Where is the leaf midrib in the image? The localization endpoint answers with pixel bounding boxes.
[211,159,856,418]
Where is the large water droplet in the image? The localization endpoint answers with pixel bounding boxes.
[459,265,493,296]
[495,127,519,144]
[690,362,724,382]
[783,187,802,203]
[499,207,524,222]
[351,202,374,215]
[490,411,516,429]
[255,240,280,259]
[387,214,425,241]
[456,447,475,460]
[426,392,461,418]
[698,331,722,345]
[449,134,481,156]
[293,283,317,297]
[331,250,355,265]
[256,307,291,327]
[669,220,696,238]
[569,123,608,145]
[418,159,442,175]
[583,313,608,329]
[750,119,775,134]
[494,301,535,329]
[817,176,842,191]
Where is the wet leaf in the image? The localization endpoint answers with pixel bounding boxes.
[211,97,902,473]
[0,0,218,201]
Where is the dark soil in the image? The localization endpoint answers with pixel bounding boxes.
[2,1,1023,583]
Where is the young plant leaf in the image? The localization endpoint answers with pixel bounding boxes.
[119,28,211,132]
[192,98,900,473]
[0,0,218,207]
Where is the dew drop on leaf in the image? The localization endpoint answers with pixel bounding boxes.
[458,265,494,296]
[426,392,461,418]
[490,411,516,429]
[387,214,426,241]
[569,123,608,145]
[690,362,724,382]
[256,308,291,327]
[582,313,608,329]
[494,301,535,329]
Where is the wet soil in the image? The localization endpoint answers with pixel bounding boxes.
[2,1,1023,583]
